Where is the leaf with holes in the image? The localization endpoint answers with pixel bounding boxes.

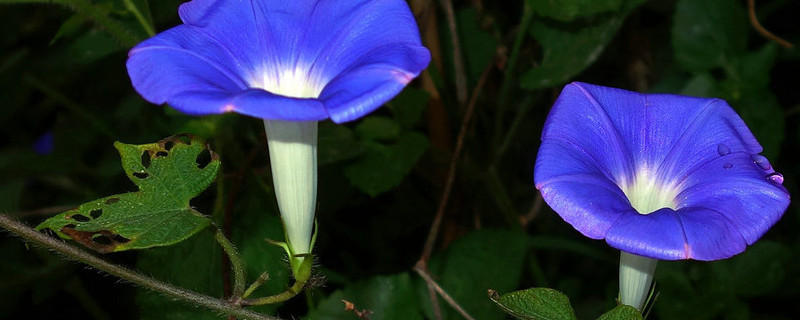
[36,135,218,253]
[489,287,578,320]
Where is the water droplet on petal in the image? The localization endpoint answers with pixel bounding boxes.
[717,143,731,156]
[723,163,733,169]
[751,154,771,170]
[767,172,784,184]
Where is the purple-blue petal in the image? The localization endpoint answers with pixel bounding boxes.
[127,0,430,122]
[677,152,789,246]
[535,82,790,261]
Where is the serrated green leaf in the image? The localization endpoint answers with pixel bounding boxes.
[309,273,423,320]
[424,230,529,320]
[672,0,747,72]
[521,1,643,90]
[355,116,401,141]
[344,132,428,197]
[489,288,578,320]
[37,135,218,253]
[596,305,642,320]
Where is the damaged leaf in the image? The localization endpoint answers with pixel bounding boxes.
[37,134,219,253]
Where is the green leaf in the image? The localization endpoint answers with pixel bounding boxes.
[672,0,747,72]
[37,135,218,253]
[596,305,642,320]
[344,132,428,197]
[136,229,223,320]
[527,0,623,22]
[309,273,423,320]
[355,116,402,141]
[318,122,364,165]
[457,8,497,84]
[233,206,291,316]
[64,28,123,64]
[50,14,85,45]
[424,230,530,320]
[489,288,578,320]
[387,87,430,129]
[521,1,643,90]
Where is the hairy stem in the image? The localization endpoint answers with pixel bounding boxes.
[215,228,247,298]
[0,214,280,320]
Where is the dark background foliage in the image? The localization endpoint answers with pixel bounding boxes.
[1,0,799,319]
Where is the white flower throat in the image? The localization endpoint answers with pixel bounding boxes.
[253,66,324,99]
[620,166,681,214]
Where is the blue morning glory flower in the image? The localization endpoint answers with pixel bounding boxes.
[534,82,790,261]
[126,0,430,124]
[126,0,430,280]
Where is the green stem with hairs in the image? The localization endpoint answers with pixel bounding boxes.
[0,213,281,320]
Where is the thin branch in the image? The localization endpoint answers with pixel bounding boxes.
[440,0,468,106]
[419,63,493,265]
[215,228,246,298]
[0,214,280,320]
[519,193,543,229]
[747,0,794,49]
[414,261,476,320]
[221,142,263,303]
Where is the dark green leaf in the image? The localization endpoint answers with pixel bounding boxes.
[489,288,578,320]
[671,0,747,72]
[233,206,291,316]
[388,87,430,129]
[309,273,423,320]
[527,0,623,22]
[64,28,122,64]
[136,229,223,320]
[354,116,401,141]
[424,230,530,320]
[521,1,643,89]
[344,132,428,197]
[596,305,642,320]
[457,8,497,84]
[318,122,364,165]
[37,135,218,252]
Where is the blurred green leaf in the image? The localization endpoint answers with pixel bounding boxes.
[457,8,497,84]
[521,0,643,89]
[425,230,530,320]
[0,178,24,213]
[137,228,223,320]
[232,206,291,316]
[309,273,423,320]
[355,116,401,142]
[678,73,715,97]
[596,305,642,320]
[527,0,623,22]
[672,0,747,72]
[388,87,430,129]
[319,122,364,165]
[489,287,578,320]
[712,241,790,297]
[344,132,427,197]
[37,135,217,252]
[50,14,85,45]
[0,0,143,46]
[64,28,122,64]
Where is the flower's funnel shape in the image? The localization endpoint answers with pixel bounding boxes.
[126,0,430,278]
[534,82,789,309]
